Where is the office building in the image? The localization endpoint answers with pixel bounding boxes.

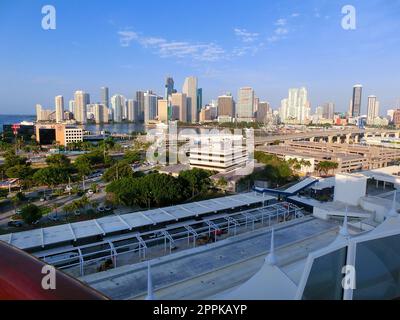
[199,107,212,123]
[136,91,145,122]
[144,91,158,124]
[171,93,187,123]
[256,101,271,122]
[367,96,380,125]
[279,88,310,124]
[101,87,109,109]
[35,124,83,146]
[93,104,109,124]
[74,91,87,124]
[182,76,198,123]
[55,95,64,123]
[217,94,235,119]
[68,100,75,114]
[322,102,335,120]
[35,104,53,122]
[164,77,175,99]
[158,99,169,123]
[127,99,137,122]
[111,95,124,123]
[197,88,203,114]
[351,85,363,117]
[236,87,255,121]
[189,134,248,172]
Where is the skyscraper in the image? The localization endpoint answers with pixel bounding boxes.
[55,95,64,123]
[279,88,310,124]
[217,94,235,119]
[322,102,335,120]
[164,77,174,100]
[197,88,203,114]
[101,87,109,109]
[351,85,363,117]
[111,95,124,123]
[171,93,187,122]
[182,76,198,123]
[236,87,255,121]
[136,91,145,122]
[158,99,169,123]
[93,104,109,124]
[144,91,158,124]
[367,95,380,124]
[256,101,270,122]
[127,99,137,122]
[36,104,43,122]
[74,91,87,124]
[68,100,75,114]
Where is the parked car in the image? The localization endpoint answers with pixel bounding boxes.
[74,210,81,216]
[104,206,112,212]
[87,189,94,196]
[16,209,22,215]
[8,221,23,228]
[97,207,105,213]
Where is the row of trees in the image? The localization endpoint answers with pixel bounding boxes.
[106,168,213,208]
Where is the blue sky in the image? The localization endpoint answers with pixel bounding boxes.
[1,0,400,114]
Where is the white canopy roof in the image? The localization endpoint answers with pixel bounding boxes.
[0,192,273,250]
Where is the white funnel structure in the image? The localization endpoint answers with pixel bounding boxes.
[265,228,277,265]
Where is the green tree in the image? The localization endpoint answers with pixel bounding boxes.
[46,154,71,168]
[21,204,42,225]
[33,167,69,188]
[103,161,133,182]
[179,168,212,197]
[123,150,142,164]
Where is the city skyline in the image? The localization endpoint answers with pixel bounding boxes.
[1,0,400,114]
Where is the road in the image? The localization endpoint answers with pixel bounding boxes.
[0,175,107,229]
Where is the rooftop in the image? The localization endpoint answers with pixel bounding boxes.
[0,192,273,251]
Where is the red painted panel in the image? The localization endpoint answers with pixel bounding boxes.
[0,241,108,300]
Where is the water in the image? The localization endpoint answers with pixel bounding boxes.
[0,114,36,132]
[84,123,145,135]
[0,115,146,135]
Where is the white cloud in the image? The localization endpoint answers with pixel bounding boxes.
[234,28,260,42]
[275,19,287,26]
[275,27,288,36]
[118,29,226,62]
[118,30,138,47]
[291,13,300,17]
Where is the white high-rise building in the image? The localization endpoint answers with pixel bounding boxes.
[93,104,109,124]
[36,104,43,121]
[55,95,64,123]
[74,91,87,124]
[236,87,255,121]
[367,96,380,125]
[279,88,310,124]
[387,109,395,123]
[127,99,137,122]
[182,76,198,123]
[111,95,124,123]
[144,91,158,124]
[68,100,75,114]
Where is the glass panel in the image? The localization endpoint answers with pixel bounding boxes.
[353,234,400,300]
[302,248,347,300]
